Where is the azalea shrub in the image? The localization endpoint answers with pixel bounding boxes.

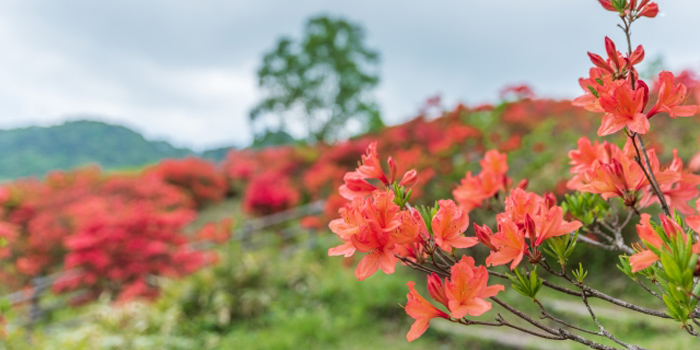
[149,157,228,209]
[242,170,301,216]
[0,166,228,301]
[328,2,700,348]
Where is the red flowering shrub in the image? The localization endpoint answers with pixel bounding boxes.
[0,163,229,302]
[149,157,227,208]
[56,196,198,300]
[242,171,300,216]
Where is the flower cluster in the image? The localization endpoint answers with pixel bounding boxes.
[329,144,582,340]
[574,37,697,136]
[477,189,581,270]
[328,144,422,280]
[452,150,512,212]
[598,0,659,18]
[629,213,700,272]
[405,256,504,341]
[567,137,700,213]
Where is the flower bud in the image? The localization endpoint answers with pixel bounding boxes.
[516,178,529,190]
[474,223,497,251]
[525,214,537,243]
[399,169,418,188]
[388,156,398,184]
[638,3,658,18]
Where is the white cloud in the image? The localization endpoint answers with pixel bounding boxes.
[0,0,699,150]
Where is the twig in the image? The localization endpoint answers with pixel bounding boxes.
[491,297,624,350]
[536,263,670,319]
[534,299,601,336]
[579,283,643,349]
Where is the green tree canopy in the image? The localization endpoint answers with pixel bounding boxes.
[250,15,383,143]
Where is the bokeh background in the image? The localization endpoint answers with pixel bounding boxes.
[0,1,699,349]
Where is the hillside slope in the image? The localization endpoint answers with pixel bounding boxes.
[0,120,195,179]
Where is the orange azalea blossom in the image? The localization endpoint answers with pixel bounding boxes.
[351,222,399,281]
[573,68,615,113]
[431,200,478,252]
[598,80,650,136]
[568,137,680,208]
[453,150,510,212]
[482,189,580,269]
[486,218,526,270]
[426,272,449,307]
[404,281,449,342]
[567,137,616,190]
[653,150,700,214]
[444,256,504,318]
[404,257,505,341]
[329,190,426,280]
[503,188,541,224]
[392,209,426,245]
[339,171,377,200]
[339,142,418,200]
[452,171,490,211]
[356,142,388,184]
[647,71,699,119]
[480,150,509,177]
[579,157,650,204]
[532,205,582,246]
[629,214,700,272]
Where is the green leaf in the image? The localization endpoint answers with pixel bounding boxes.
[572,262,588,284]
[507,268,542,299]
[587,85,600,98]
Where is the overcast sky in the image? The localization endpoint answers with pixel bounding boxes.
[1,1,699,150]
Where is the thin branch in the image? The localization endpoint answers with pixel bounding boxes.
[537,263,671,319]
[630,132,671,217]
[491,297,624,350]
[579,283,643,349]
[396,254,448,277]
[534,299,601,336]
[457,316,565,340]
[635,279,663,302]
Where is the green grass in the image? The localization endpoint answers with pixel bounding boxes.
[2,201,698,349]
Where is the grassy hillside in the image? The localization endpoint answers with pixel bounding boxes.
[0,120,195,180]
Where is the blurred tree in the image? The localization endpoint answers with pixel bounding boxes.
[251,128,297,148]
[639,54,666,80]
[250,15,383,143]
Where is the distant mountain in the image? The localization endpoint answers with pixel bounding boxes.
[200,146,236,162]
[0,120,199,180]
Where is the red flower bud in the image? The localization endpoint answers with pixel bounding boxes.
[588,52,614,74]
[474,223,497,251]
[598,0,617,11]
[638,3,658,17]
[525,214,537,243]
[388,156,398,184]
[628,45,645,66]
[399,169,419,188]
[605,37,620,70]
[516,178,529,190]
[544,193,557,209]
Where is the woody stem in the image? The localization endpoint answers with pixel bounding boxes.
[629,131,672,216]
